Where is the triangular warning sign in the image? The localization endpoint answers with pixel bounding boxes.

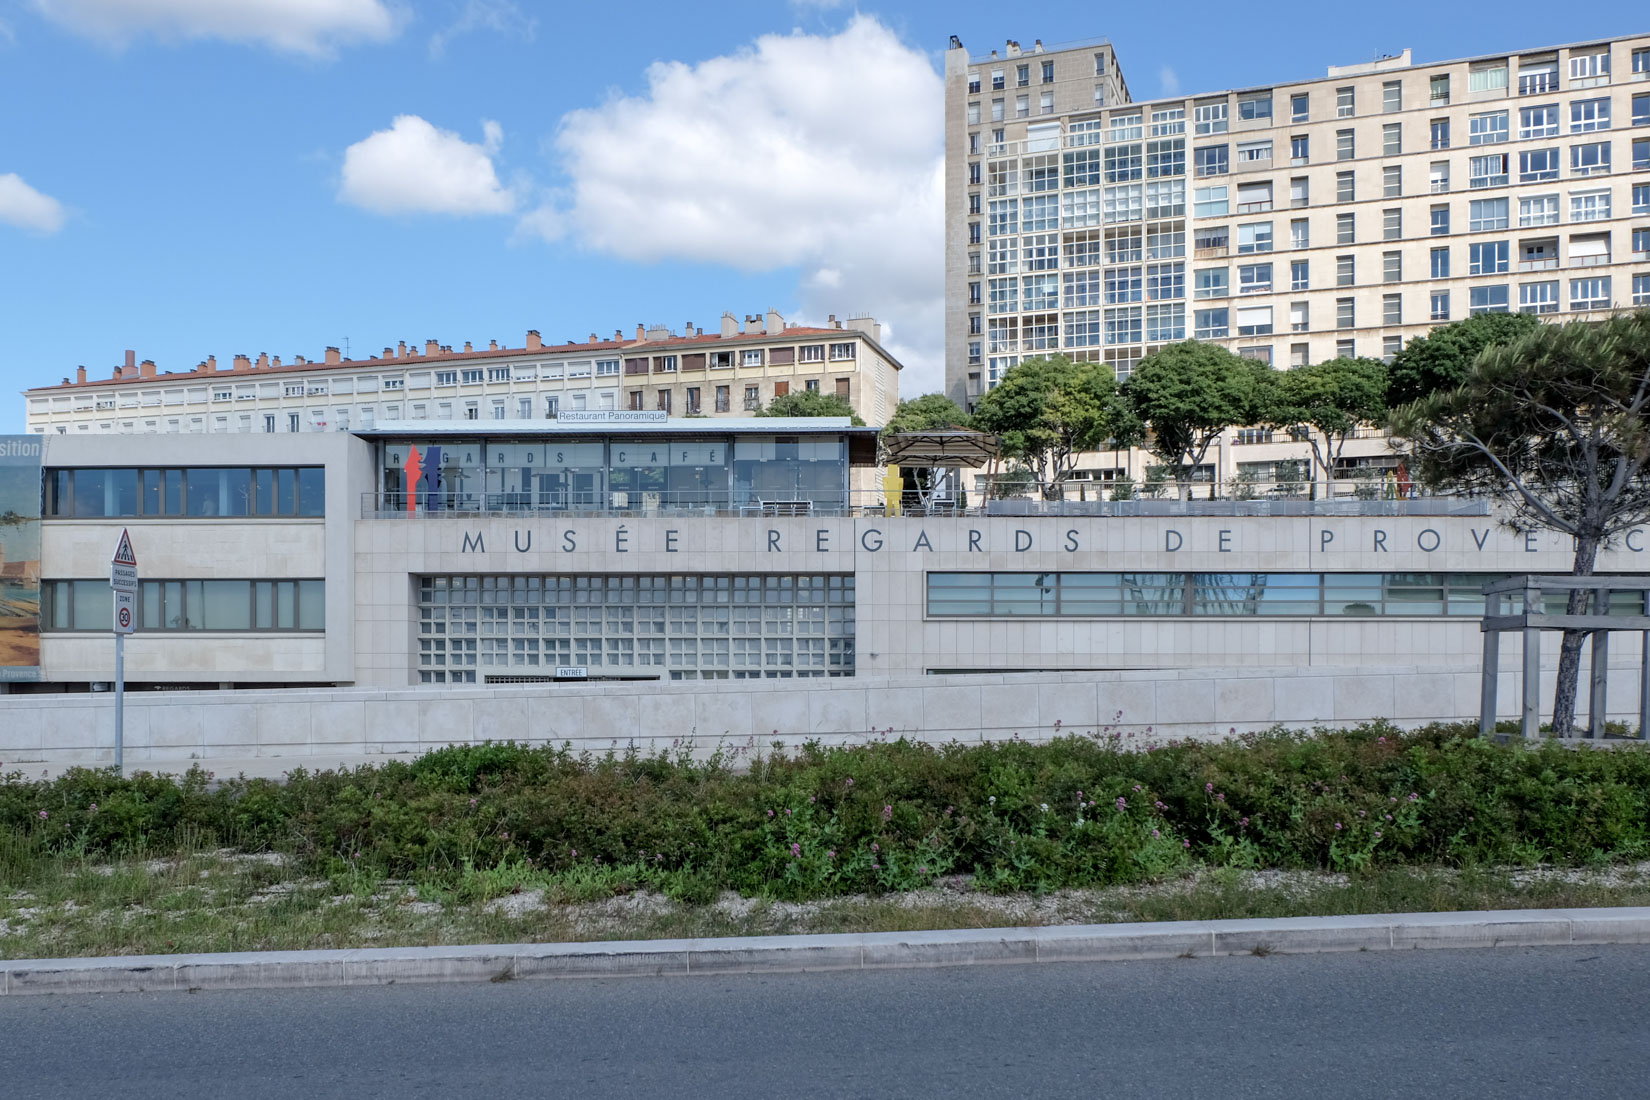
[112,528,137,567]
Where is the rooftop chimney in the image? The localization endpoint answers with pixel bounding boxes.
[720,312,738,338]
[325,347,342,365]
[614,329,623,341]
[271,356,282,369]
[765,308,784,335]
[589,333,598,343]
[124,350,136,375]
[397,341,407,359]
[383,347,394,360]
[464,341,473,352]
[229,355,247,372]
[140,359,156,378]
[255,352,269,370]
[424,339,439,357]
[525,330,542,350]
[1033,39,1044,53]
[636,323,647,341]
[490,340,498,351]
[295,356,307,366]
[76,366,87,384]
[206,355,217,372]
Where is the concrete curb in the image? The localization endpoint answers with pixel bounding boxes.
[6,907,1650,996]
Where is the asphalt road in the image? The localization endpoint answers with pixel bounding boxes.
[6,946,1649,1098]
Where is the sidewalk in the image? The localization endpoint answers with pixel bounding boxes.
[7,907,1649,996]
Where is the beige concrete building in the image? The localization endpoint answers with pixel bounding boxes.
[946,32,1650,494]
[23,310,902,435]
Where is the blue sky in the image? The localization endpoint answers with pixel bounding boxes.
[1,0,1644,432]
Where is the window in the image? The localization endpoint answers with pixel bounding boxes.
[1570,276,1612,311]
[46,466,325,518]
[1040,91,1054,115]
[1571,141,1611,175]
[1519,280,1560,313]
[45,579,325,633]
[1104,307,1142,345]
[1383,208,1402,240]
[1194,144,1229,176]
[1291,93,1309,121]
[743,385,760,411]
[1637,184,1650,215]
[1193,185,1229,217]
[1382,335,1403,361]
[1335,298,1355,330]
[829,342,856,360]
[1016,94,1029,119]
[1145,179,1185,218]
[1469,154,1508,188]
[1518,57,1558,96]
[1469,111,1509,144]
[1431,246,1450,278]
[1469,285,1510,314]
[1336,129,1354,160]
[1383,293,1402,325]
[1431,290,1451,320]
[1569,48,1610,87]
[1105,266,1142,303]
[1519,194,1559,227]
[1290,176,1309,208]
[1382,80,1402,113]
[1636,94,1650,127]
[1383,122,1402,155]
[991,98,1004,122]
[1336,212,1355,245]
[1193,267,1229,299]
[1290,134,1309,164]
[1236,305,1273,336]
[1520,103,1559,139]
[1470,240,1510,274]
[1194,225,1229,254]
[1431,204,1450,235]
[1109,113,1143,141]
[1430,161,1450,193]
[1017,63,1029,87]
[1237,263,1273,294]
[1336,86,1354,117]
[1235,181,1272,213]
[1290,218,1309,249]
[1290,260,1309,291]
[1570,233,1611,267]
[991,68,1004,90]
[1430,74,1450,105]
[1431,118,1451,149]
[1336,171,1355,203]
[1236,139,1272,164]
[1238,92,1273,121]
[517,398,531,419]
[1636,274,1650,307]
[1637,48,1650,76]
[1336,254,1355,286]
[1519,147,1560,181]
[1636,228,1650,256]
[1637,137,1650,171]
[1289,301,1310,332]
[1022,272,1059,310]
[1042,60,1055,83]
[1468,61,1508,93]
[1194,308,1229,339]
[435,370,458,386]
[1145,302,1185,341]
[1237,221,1273,254]
[1570,189,1610,222]
[1194,99,1228,134]
[1151,107,1186,136]
[1383,251,1402,282]
[1572,98,1612,133]
[1519,237,1560,269]
[1289,343,1311,367]
[1383,165,1402,198]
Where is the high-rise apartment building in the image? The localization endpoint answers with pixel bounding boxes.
[945,32,1650,488]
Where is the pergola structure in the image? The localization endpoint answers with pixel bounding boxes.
[1478,575,1650,741]
[881,430,1000,514]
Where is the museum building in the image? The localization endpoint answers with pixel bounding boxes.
[4,418,1650,694]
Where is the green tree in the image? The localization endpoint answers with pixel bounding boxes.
[969,355,1136,500]
[1123,341,1272,500]
[1266,356,1389,499]
[882,393,971,435]
[1390,308,1650,735]
[1386,312,1539,408]
[759,390,865,425]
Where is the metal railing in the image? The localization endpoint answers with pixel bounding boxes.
[362,489,1490,521]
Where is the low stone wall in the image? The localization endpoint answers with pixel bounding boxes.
[3,662,1646,771]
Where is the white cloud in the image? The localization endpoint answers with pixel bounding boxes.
[29,0,402,56]
[524,15,946,395]
[1159,65,1180,95]
[0,173,66,234]
[339,115,515,216]
[428,0,534,58]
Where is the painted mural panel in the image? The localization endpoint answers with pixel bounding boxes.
[0,436,43,681]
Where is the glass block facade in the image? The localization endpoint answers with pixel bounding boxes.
[417,574,855,683]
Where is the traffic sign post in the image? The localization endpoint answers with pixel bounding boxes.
[110,529,138,775]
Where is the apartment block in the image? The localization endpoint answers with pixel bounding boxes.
[24,311,902,435]
[945,32,1650,489]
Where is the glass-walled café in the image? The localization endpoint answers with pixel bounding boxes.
[366,419,879,516]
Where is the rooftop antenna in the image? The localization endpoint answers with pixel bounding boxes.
[343,337,350,360]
